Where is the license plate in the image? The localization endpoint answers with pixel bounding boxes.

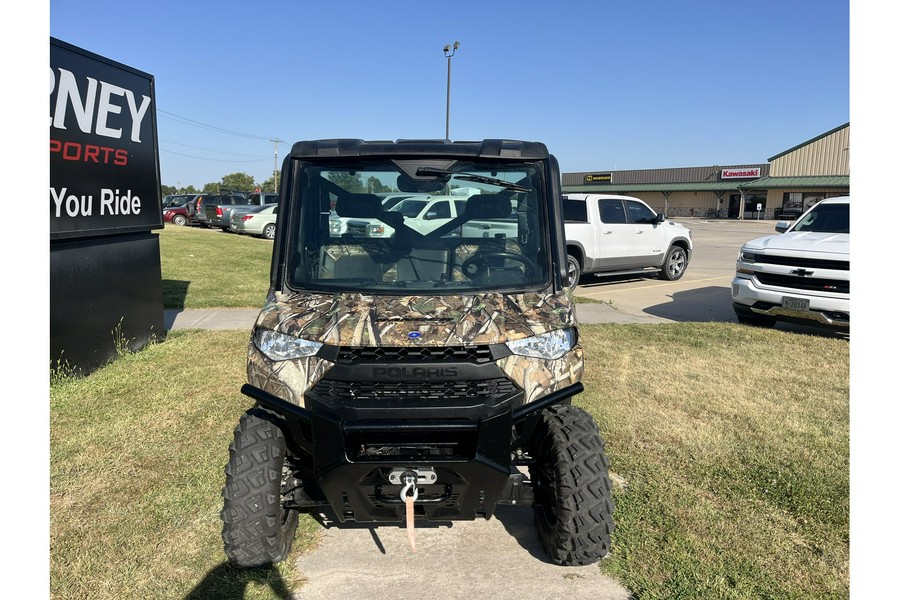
[783,297,810,311]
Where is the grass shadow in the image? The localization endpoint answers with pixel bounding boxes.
[162,279,190,310]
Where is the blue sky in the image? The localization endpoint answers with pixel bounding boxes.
[47,0,851,189]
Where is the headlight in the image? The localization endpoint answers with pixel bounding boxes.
[505,328,576,360]
[739,249,758,262]
[254,329,323,361]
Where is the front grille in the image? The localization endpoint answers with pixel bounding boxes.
[756,272,849,294]
[314,377,516,401]
[757,254,849,271]
[337,346,493,363]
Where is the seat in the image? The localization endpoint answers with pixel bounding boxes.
[396,249,449,281]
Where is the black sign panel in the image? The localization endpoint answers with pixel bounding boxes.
[583,173,611,184]
[50,38,162,240]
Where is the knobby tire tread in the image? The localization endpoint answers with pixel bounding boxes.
[534,405,614,566]
[221,407,299,568]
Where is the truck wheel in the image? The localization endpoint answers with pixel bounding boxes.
[566,254,581,290]
[172,215,187,226]
[221,407,299,568]
[532,405,614,566]
[659,245,688,280]
[263,223,277,240]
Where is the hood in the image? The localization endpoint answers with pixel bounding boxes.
[743,231,849,257]
[254,290,576,347]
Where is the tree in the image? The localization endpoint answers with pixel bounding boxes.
[221,172,256,193]
[260,171,280,192]
[161,184,178,195]
[366,176,391,194]
[326,172,365,193]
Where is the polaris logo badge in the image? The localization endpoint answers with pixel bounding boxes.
[791,268,815,277]
[373,367,459,379]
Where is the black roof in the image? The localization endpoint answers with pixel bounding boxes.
[290,139,550,160]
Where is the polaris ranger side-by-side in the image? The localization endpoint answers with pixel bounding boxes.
[220,139,614,567]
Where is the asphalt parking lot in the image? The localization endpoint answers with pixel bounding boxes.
[573,218,846,338]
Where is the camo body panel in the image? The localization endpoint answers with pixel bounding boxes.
[246,342,333,408]
[248,289,579,407]
[497,344,584,403]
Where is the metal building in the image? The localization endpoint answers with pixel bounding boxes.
[562,123,850,219]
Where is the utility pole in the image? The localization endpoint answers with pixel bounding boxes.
[270,138,282,191]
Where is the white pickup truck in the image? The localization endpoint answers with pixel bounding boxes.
[563,193,693,286]
[344,194,470,238]
[731,196,849,331]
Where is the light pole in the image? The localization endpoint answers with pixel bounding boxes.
[443,41,459,140]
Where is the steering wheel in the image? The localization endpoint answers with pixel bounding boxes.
[460,251,536,280]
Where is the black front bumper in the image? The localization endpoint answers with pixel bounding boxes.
[240,381,582,523]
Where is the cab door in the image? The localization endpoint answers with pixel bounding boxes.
[625,199,667,265]
[595,198,633,268]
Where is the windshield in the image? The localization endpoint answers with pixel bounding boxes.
[792,202,849,233]
[286,159,551,293]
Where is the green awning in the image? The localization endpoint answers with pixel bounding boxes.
[737,176,849,189]
[562,181,743,193]
[563,176,849,194]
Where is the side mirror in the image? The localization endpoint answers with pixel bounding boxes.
[655,213,667,224]
[775,221,792,233]
[425,211,438,220]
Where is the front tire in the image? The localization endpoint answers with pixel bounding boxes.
[221,408,299,568]
[172,214,187,226]
[263,223,277,240]
[566,254,581,291]
[659,245,688,280]
[532,405,614,566]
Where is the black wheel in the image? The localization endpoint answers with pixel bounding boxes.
[263,223,277,240]
[221,408,299,568]
[737,314,776,328]
[659,245,688,281]
[460,251,536,280]
[532,405,614,566]
[566,254,581,290]
[172,214,187,226]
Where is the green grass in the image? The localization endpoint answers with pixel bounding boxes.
[50,324,848,600]
[158,224,273,308]
[579,323,849,599]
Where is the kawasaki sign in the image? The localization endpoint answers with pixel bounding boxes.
[720,167,761,180]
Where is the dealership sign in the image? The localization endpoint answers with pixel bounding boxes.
[583,173,612,184]
[720,167,761,180]
[50,38,162,240]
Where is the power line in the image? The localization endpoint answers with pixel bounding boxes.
[160,148,270,163]
[157,108,287,143]
[159,138,270,158]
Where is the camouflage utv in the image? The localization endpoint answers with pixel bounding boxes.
[220,139,614,567]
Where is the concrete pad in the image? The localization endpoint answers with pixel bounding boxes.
[294,506,631,600]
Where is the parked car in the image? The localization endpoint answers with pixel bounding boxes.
[206,197,253,230]
[732,196,849,331]
[328,192,427,236]
[162,194,198,225]
[191,194,248,227]
[248,192,279,206]
[163,204,191,226]
[343,194,469,238]
[563,193,693,287]
[229,204,278,239]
